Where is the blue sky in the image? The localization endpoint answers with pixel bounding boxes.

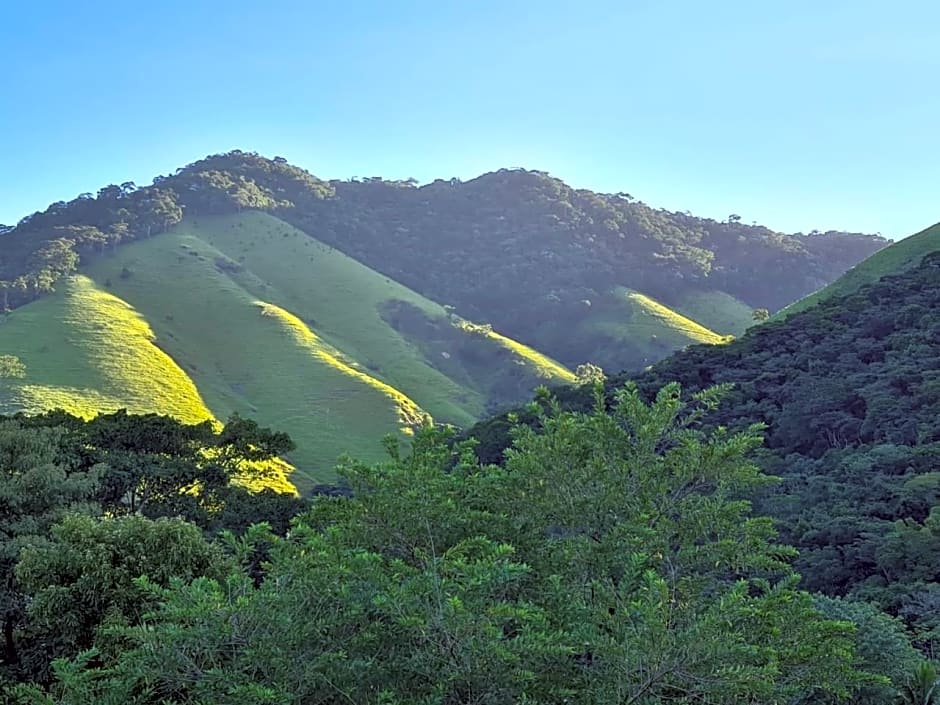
[1,0,937,239]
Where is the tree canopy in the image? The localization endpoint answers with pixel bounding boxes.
[8,384,904,704]
[468,251,940,647]
[0,409,302,688]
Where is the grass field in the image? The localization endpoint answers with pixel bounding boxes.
[587,288,731,354]
[673,290,755,336]
[777,222,940,319]
[0,212,576,489]
[0,275,212,423]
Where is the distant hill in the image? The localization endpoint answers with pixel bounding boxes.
[777,221,940,318]
[0,151,890,486]
[295,167,885,370]
[0,212,575,489]
[468,221,940,632]
[0,151,885,377]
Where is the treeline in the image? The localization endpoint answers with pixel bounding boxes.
[2,387,928,703]
[470,251,940,648]
[2,152,884,351]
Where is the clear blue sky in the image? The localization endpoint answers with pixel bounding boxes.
[1,0,937,239]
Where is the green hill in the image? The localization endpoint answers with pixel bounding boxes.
[450,319,577,384]
[673,290,756,336]
[0,212,576,490]
[0,275,212,424]
[570,287,732,370]
[1,151,885,379]
[594,288,730,347]
[776,221,940,319]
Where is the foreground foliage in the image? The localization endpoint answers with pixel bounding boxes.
[472,251,940,644]
[7,385,906,703]
[0,410,301,687]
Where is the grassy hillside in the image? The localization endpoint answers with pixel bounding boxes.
[0,212,575,489]
[673,290,755,335]
[169,212,489,424]
[0,276,212,423]
[452,320,578,384]
[777,221,940,319]
[609,289,731,346]
[580,288,731,369]
[0,276,296,494]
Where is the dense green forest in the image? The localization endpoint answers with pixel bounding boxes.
[0,411,306,692]
[0,150,885,371]
[470,231,940,656]
[1,387,928,703]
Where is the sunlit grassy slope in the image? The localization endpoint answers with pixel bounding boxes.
[777,222,940,319]
[673,290,755,336]
[0,212,575,489]
[573,287,731,370]
[185,213,488,424]
[453,321,578,384]
[0,276,212,423]
[0,276,295,494]
[588,287,730,354]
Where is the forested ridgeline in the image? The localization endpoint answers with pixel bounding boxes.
[1,150,884,338]
[1,387,927,704]
[470,251,940,642]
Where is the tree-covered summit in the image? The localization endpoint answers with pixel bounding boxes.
[2,151,886,373]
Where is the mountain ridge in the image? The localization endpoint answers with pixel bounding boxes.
[1,151,886,374]
[0,152,891,488]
